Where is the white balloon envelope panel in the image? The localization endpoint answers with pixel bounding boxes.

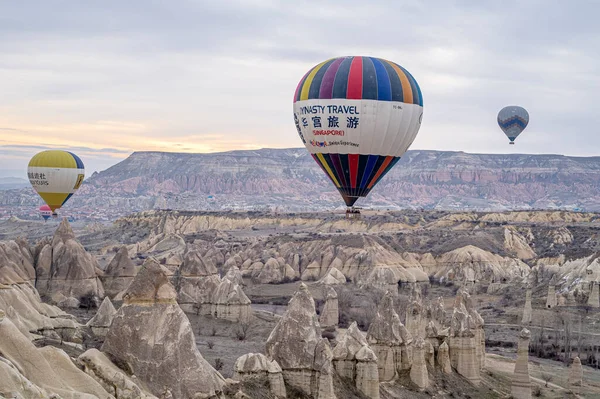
[497,105,529,144]
[293,56,423,207]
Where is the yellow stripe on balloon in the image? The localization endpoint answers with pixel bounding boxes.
[28,150,78,169]
[316,153,341,188]
[38,192,70,211]
[385,61,413,104]
[299,59,333,101]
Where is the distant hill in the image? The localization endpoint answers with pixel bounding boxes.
[0,177,29,190]
[3,148,600,218]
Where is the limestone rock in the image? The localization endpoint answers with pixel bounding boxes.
[511,328,531,399]
[569,356,583,387]
[233,353,286,398]
[225,265,244,286]
[0,315,110,398]
[522,287,532,324]
[449,288,483,386]
[265,283,336,399]
[78,348,157,399]
[366,291,412,381]
[588,280,599,308]
[102,258,225,398]
[35,218,104,300]
[102,246,137,298]
[438,341,452,374]
[0,240,35,285]
[410,338,429,390]
[504,227,536,260]
[319,287,339,328]
[405,284,426,340]
[317,267,347,285]
[211,276,252,323]
[256,257,297,284]
[332,322,379,399]
[176,246,221,313]
[86,297,117,337]
[546,276,557,309]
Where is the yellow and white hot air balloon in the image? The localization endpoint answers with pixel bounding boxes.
[27,150,85,215]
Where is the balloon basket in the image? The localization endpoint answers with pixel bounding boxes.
[509,142,515,145]
[345,207,361,220]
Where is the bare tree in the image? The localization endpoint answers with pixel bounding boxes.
[541,369,553,388]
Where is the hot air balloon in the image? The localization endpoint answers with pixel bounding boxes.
[27,150,85,216]
[293,56,423,213]
[39,204,52,221]
[497,106,529,144]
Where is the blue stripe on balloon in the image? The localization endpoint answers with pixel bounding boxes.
[360,155,379,188]
[308,59,336,100]
[381,61,403,102]
[68,152,85,169]
[370,57,392,101]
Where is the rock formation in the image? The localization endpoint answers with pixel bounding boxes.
[317,267,347,285]
[225,264,244,286]
[102,258,225,398]
[233,353,286,398]
[35,218,104,301]
[449,288,483,386]
[319,286,339,329]
[101,246,137,298]
[366,291,413,381]
[78,348,157,398]
[511,328,531,399]
[410,338,429,390]
[0,312,110,398]
[255,257,297,284]
[265,283,336,399]
[211,275,252,323]
[86,296,117,337]
[546,275,557,309]
[504,227,536,260]
[588,280,599,308]
[332,322,380,399]
[522,286,532,324]
[569,356,583,388]
[405,283,426,339]
[438,341,452,374]
[176,245,221,314]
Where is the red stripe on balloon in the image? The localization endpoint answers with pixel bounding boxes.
[346,57,363,99]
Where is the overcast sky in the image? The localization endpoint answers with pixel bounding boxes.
[1,0,599,177]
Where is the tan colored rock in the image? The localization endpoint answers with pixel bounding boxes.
[405,284,426,339]
[35,218,104,300]
[449,289,482,386]
[588,280,599,308]
[78,348,157,399]
[569,356,583,388]
[546,275,557,309]
[319,286,339,328]
[366,291,412,381]
[0,240,35,285]
[0,315,110,398]
[265,283,336,399]
[438,341,452,374]
[102,258,225,398]
[317,267,347,285]
[101,246,136,298]
[504,227,536,260]
[425,296,447,333]
[176,246,221,314]
[332,322,379,399]
[410,338,429,390]
[86,297,117,337]
[522,287,532,324]
[233,353,286,398]
[511,328,531,399]
[257,257,298,284]
[211,276,252,323]
[225,265,244,286]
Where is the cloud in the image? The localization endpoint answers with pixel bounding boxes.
[0,0,598,174]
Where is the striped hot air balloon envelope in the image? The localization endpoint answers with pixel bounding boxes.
[27,150,85,212]
[39,204,52,221]
[293,56,423,207]
[497,106,529,144]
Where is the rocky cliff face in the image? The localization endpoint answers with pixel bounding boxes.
[5,149,600,218]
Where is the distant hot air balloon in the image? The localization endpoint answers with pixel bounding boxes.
[39,204,52,221]
[293,56,423,210]
[28,150,85,215]
[498,106,529,144]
